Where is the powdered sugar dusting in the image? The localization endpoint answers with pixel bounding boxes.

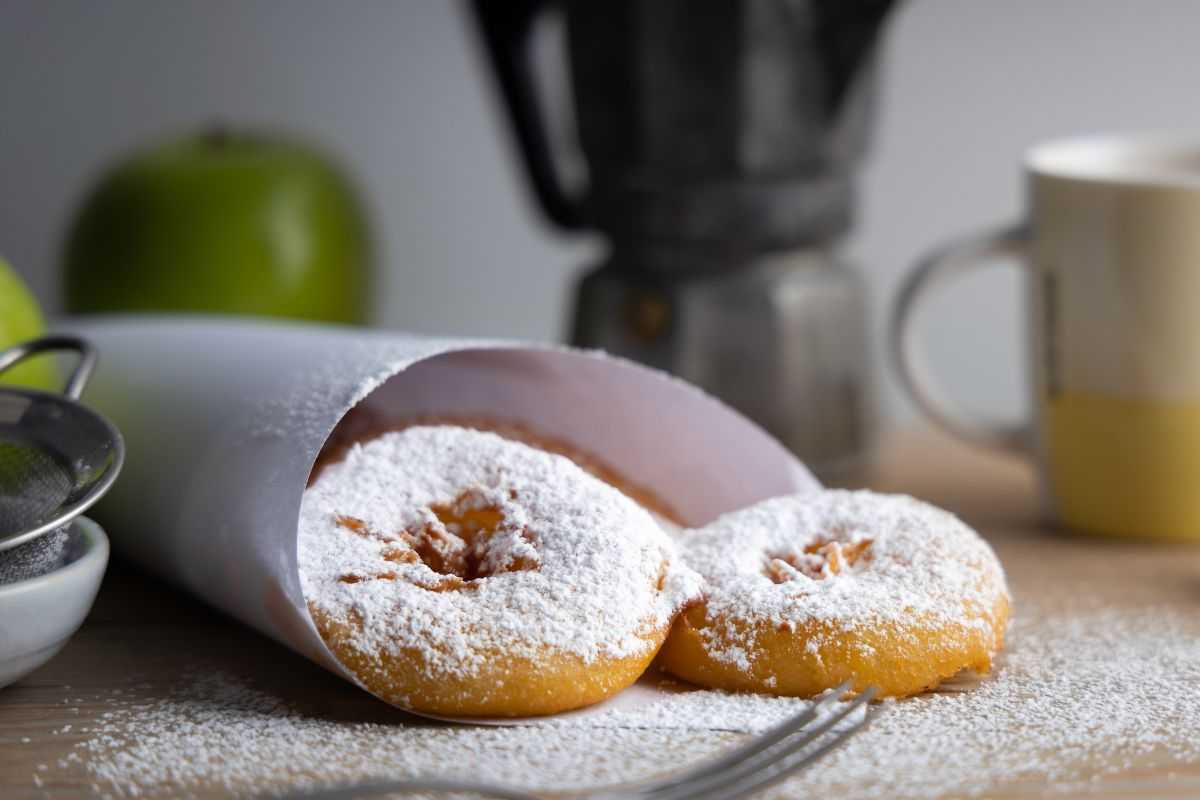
[298,426,701,678]
[245,337,423,442]
[679,490,1010,669]
[65,601,1200,798]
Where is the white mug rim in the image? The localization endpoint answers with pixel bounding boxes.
[1027,133,1200,190]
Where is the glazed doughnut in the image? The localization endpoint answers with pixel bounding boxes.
[298,425,700,718]
[657,490,1010,699]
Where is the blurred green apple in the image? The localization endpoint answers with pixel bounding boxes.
[0,256,57,391]
[63,131,370,323]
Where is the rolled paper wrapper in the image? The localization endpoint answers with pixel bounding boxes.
[64,315,820,721]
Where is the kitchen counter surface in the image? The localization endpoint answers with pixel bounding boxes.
[2,428,1199,798]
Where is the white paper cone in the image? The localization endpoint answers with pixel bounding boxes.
[64,315,819,716]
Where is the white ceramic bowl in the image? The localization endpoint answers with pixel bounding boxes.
[0,517,109,688]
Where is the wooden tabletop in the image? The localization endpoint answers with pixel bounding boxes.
[3,428,1200,798]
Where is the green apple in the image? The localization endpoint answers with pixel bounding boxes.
[0,256,57,391]
[63,131,370,323]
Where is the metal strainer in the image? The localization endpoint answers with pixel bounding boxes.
[0,336,124,551]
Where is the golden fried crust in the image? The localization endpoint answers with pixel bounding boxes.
[657,594,1010,699]
[311,605,671,717]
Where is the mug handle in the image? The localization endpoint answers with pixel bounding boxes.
[891,224,1031,452]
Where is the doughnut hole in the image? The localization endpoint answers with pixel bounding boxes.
[333,490,541,591]
[765,538,873,582]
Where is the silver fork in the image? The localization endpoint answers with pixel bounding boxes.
[285,681,877,800]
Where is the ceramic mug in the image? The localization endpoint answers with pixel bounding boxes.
[894,134,1200,541]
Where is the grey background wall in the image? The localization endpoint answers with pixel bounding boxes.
[3,0,1199,423]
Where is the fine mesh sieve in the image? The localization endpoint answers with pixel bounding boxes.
[0,336,124,551]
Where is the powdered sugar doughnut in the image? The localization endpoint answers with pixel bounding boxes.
[299,426,700,718]
[658,490,1010,698]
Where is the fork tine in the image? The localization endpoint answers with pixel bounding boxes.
[647,685,876,800]
[696,686,877,800]
[636,679,853,799]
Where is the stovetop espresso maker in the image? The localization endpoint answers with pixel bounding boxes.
[473,0,896,479]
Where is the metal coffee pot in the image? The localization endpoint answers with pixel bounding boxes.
[473,0,895,480]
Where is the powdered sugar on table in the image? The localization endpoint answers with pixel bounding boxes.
[60,600,1200,798]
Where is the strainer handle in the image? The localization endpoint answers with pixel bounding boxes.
[0,335,97,400]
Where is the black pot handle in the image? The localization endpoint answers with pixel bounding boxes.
[470,0,587,231]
